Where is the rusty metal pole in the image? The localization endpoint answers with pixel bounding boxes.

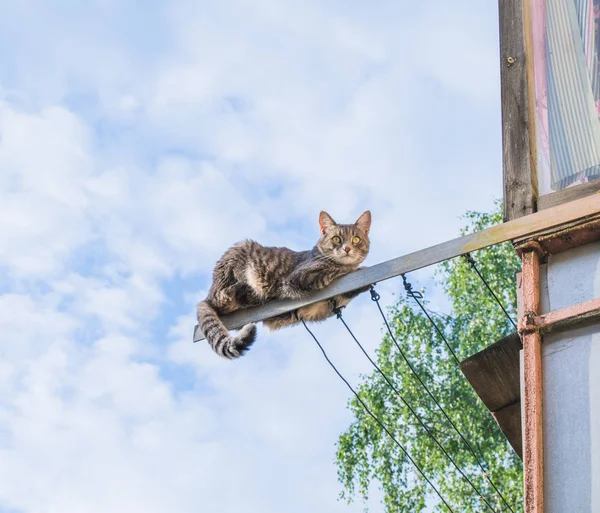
[521,249,544,513]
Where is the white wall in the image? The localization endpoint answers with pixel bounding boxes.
[536,241,600,513]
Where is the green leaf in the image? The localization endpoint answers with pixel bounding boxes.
[336,201,523,512]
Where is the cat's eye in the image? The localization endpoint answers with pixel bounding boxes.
[352,236,361,244]
[332,236,342,244]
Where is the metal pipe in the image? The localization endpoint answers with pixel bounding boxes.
[519,297,600,334]
[521,249,544,513]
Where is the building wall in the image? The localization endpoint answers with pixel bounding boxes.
[536,241,600,512]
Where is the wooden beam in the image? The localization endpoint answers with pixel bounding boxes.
[499,0,538,221]
[194,193,600,342]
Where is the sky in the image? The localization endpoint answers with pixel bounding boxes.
[0,1,504,512]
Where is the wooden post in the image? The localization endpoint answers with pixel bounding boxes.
[521,249,544,513]
[499,0,539,221]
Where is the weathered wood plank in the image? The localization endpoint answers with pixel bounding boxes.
[461,333,522,412]
[499,0,538,221]
[493,402,523,459]
[460,333,523,458]
[193,193,600,342]
[537,179,600,210]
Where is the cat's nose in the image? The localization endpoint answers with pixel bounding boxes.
[343,246,351,253]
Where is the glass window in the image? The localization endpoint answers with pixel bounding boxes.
[531,0,600,194]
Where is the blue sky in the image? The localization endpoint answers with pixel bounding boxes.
[0,1,504,512]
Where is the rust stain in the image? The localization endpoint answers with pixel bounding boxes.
[539,298,600,331]
[521,249,544,513]
[520,297,600,335]
[531,215,600,255]
[523,331,544,513]
[521,251,540,315]
[514,240,545,258]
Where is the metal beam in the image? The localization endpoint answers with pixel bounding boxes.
[194,192,600,342]
[519,297,600,335]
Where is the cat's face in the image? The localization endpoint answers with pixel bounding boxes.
[316,211,371,265]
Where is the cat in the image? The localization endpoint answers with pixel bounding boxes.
[197,210,372,359]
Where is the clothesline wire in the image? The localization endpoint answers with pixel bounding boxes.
[301,319,456,513]
[335,308,499,513]
[401,274,462,366]
[296,250,520,512]
[464,253,518,330]
[369,286,515,513]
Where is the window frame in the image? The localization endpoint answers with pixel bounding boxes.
[499,0,600,220]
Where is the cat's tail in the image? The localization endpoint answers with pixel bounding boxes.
[197,301,257,359]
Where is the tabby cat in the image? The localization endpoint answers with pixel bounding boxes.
[197,210,371,359]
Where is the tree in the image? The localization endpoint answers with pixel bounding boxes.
[336,202,523,512]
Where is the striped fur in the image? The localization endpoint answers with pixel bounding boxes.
[197,301,257,359]
[197,210,371,359]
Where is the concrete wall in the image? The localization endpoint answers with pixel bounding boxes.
[535,241,600,512]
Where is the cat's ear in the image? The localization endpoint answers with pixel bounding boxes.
[355,210,371,234]
[319,211,337,234]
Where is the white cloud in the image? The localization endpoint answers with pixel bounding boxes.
[0,104,94,278]
[0,0,503,512]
